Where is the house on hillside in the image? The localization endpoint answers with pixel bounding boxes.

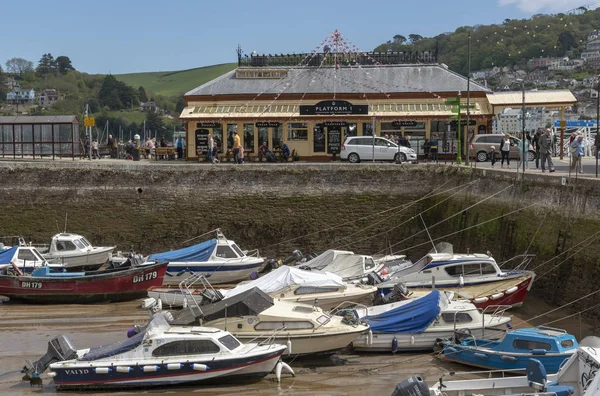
[7,88,35,104]
[139,101,157,112]
[528,57,551,70]
[38,89,60,106]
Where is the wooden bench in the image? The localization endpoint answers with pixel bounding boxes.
[154,147,177,160]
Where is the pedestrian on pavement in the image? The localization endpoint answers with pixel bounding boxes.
[570,135,584,174]
[539,128,555,173]
[207,134,214,164]
[91,139,100,159]
[532,129,542,169]
[430,134,439,162]
[176,136,184,160]
[488,145,497,167]
[500,133,512,169]
[517,138,529,170]
[232,131,241,164]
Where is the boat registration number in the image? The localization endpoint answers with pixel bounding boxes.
[21,281,43,289]
[133,271,158,284]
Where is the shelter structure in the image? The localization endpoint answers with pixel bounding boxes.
[0,115,81,159]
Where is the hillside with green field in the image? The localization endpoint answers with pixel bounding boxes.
[114,63,236,97]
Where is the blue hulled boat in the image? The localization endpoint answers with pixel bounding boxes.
[442,326,578,373]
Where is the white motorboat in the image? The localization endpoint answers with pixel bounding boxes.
[25,312,288,390]
[298,249,384,281]
[0,245,64,274]
[351,290,512,352]
[223,266,377,311]
[146,230,264,285]
[427,336,600,396]
[37,233,115,271]
[377,243,535,310]
[164,287,370,356]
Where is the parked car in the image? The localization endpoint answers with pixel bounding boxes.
[341,136,417,163]
[469,134,536,162]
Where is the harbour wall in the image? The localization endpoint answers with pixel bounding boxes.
[0,161,599,325]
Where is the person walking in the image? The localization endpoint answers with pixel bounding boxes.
[107,134,115,158]
[207,134,214,164]
[500,133,511,169]
[488,145,497,167]
[532,129,542,169]
[176,136,184,160]
[91,139,100,159]
[232,131,241,164]
[429,134,438,163]
[570,135,584,174]
[539,128,555,173]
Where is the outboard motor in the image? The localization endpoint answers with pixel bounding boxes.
[22,335,78,379]
[374,282,411,305]
[390,376,430,396]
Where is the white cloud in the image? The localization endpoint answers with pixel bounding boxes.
[498,0,595,13]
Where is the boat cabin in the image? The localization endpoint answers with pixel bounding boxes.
[0,245,60,272]
[474,327,579,354]
[46,233,93,254]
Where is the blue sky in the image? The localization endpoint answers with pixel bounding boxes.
[0,0,593,74]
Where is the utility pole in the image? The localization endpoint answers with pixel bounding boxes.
[465,30,471,166]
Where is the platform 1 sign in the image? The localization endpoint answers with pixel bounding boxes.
[300,100,368,115]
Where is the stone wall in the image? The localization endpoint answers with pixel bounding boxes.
[0,161,599,325]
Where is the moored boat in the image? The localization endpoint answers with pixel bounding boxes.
[223,266,377,311]
[441,326,578,374]
[298,249,384,281]
[377,244,535,309]
[165,287,370,356]
[26,313,288,390]
[0,245,64,274]
[146,230,264,285]
[36,233,115,272]
[0,261,168,304]
[351,290,512,352]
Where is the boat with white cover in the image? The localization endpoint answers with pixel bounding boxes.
[298,249,384,281]
[146,230,264,285]
[223,266,377,311]
[162,287,370,356]
[377,243,535,309]
[351,290,511,352]
[25,312,287,390]
[427,336,600,395]
[36,233,115,271]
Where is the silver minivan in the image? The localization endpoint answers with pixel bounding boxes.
[340,136,417,163]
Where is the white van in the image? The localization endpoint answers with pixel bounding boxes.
[340,136,417,163]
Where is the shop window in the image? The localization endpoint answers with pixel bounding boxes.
[313,124,325,152]
[271,125,283,149]
[362,123,375,136]
[258,127,269,147]
[346,123,358,138]
[213,125,224,153]
[243,123,255,151]
[227,124,238,148]
[288,122,308,141]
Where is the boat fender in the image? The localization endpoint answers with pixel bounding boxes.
[410,335,415,345]
[505,286,518,295]
[490,292,504,300]
[192,364,208,371]
[183,297,188,309]
[286,338,292,355]
[116,366,133,373]
[367,330,373,346]
[445,346,459,355]
[392,336,398,354]
[531,349,547,356]
[165,271,173,277]
[166,363,183,370]
[473,297,489,304]
[94,367,111,374]
[142,365,160,372]
[459,275,464,287]
[500,355,517,362]
[473,353,488,360]
[280,361,295,377]
[127,328,137,338]
[47,372,57,378]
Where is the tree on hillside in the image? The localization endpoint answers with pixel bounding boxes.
[56,56,75,75]
[138,86,148,103]
[0,66,7,103]
[175,96,186,114]
[36,53,58,77]
[145,110,164,135]
[409,34,423,43]
[393,35,406,45]
[98,75,139,110]
[6,58,34,76]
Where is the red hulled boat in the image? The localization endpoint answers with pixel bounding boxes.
[0,261,168,304]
